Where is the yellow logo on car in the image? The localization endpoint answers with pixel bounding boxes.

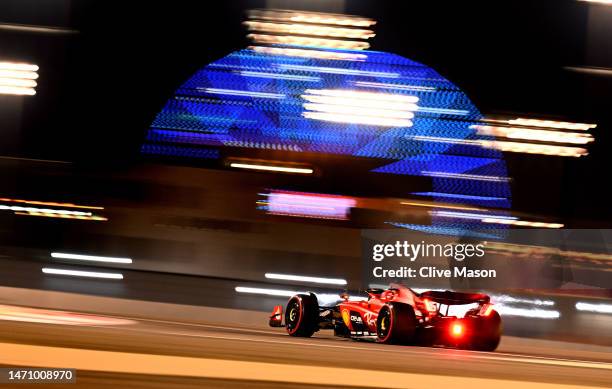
[341,309,350,326]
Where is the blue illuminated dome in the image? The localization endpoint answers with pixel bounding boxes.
[142,46,511,230]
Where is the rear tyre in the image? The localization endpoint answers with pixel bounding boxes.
[376,303,417,345]
[470,310,502,351]
[286,294,319,337]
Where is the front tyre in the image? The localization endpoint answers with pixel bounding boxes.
[376,302,417,345]
[286,294,319,337]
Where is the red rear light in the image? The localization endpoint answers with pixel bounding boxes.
[451,323,463,337]
[479,303,494,317]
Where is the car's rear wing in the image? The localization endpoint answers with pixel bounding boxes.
[420,290,490,305]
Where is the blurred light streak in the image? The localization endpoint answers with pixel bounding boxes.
[0,61,39,95]
[304,89,419,103]
[485,241,612,262]
[0,197,104,210]
[51,252,132,264]
[201,88,285,99]
[302,89,417,127]
[482,140,588,157]
[0,204,91,216]
[303,103,415,119]
[564,66,612,76]
[247,34,370,50]
[400,201,482,211]
[0,305,134,326]
[250,46,367,61]
[247,9,376,28]
[42,268,123,280]
[488,118,597,131]
[0,23,78,35]
[411,192,508,202]
[303,112,413,127]
[235,287,365,304]
[491,294,555,306]
[411,135,589,157]
[432,210,564,228]
[576,302,612,314]
[472,125,594,145]
[0,62,39,72]
[578,0,612,4]
[235,286,298,297]
[279,64,399,78]
[354,81,437,92]
[416,107,469,116]
[302,94,418,111]
[229,163,313,174]
[432,210,516,221]
[243,21,375,40]
[0,86,36,95]
[495,304,560,319]
[482,218,564,228]
[0,78,37,87]
[265,273,347,286]
[260,191,355,220]
[238,71,320,82]
[421,171,510,182]
[14,212,108,221]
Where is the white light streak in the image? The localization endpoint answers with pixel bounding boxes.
[482,218,564,228]
[243,20,375,40]
[229,163,313,174]
[0,86,36,95]
[0,78,37,88]
[410,135,589,157]
[0,204,91,216]
[577,0,612,5]
[303,112,413,127]
[354,81,437,92]
[302,89,418,128]
[302,94,418,111]
[495,304,560,319]
[432,210,516,221]
[0,70,38,79]
[576,302,612,314]
[279,64,399,78]
[235,286,299,297]
[417,107,470,116]
[251,46,367,61]
[472,125,594,145]
[202,88,285,99]
[491,294,555,306]
[0,62,39,96]
[42,268,124,280]
[265,273,347,286]
[303,103,415,119]
[51,252,133,264]
[238,71,320,82]
[247,34,370,50]
[248,9,376,28]
[482,140,588,157]
[304,89,419,103]
[0,62,39,71]
[506,118,596,131]
[421,171,510,182]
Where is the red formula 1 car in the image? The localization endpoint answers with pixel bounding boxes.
[269,284,502,351]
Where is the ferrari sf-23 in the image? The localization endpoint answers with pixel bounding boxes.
[269,284,502,351]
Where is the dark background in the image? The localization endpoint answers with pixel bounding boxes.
[1,0,610,224]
